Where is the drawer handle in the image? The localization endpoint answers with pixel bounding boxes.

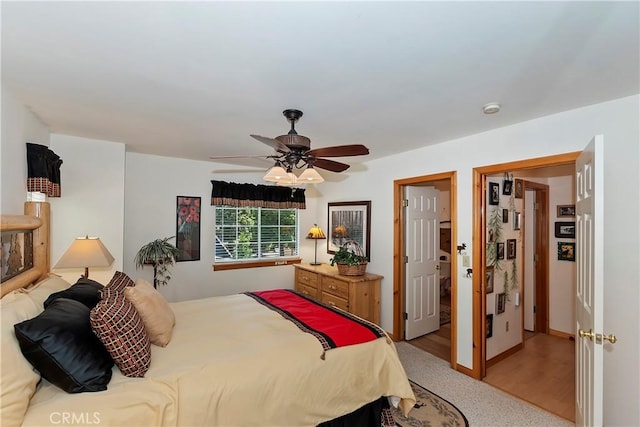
[327,301,336,306]
[329,285,337,290]
[302,290,309,295]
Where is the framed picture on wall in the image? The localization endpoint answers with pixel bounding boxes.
[497,242,505,260]
[514,179,523,199]
[507,239,517,259]
[513,211,521,230]
[557,204,576,217]
[558,241,576,261]
[486,314,494,338]
[485,266,495,294]
[176,196,201,262]
[555,221,576,238]
[496,293,506,314]
[502,209,509,223]
[327,201,371,259]
[489,182,499,205]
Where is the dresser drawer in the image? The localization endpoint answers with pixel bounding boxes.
[296,269,318,288]
[321,277,348,299]
[297,283,318,299]
[321,292,348,312]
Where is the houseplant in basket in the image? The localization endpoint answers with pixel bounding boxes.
[329,240,368,276]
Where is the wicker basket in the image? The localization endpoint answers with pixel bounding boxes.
[337,262,367,276]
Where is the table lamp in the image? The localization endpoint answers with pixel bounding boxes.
[306,224,326,266]
[54,235,115,278]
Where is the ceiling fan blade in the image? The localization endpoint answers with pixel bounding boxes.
[306,144,369,158]
[250,134,291,153]
[313,158,351,173]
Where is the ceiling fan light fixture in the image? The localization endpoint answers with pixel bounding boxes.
[298,166,324,183]
[276,171,298,186]
[263,165,288,182]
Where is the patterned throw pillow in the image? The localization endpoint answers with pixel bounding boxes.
[90,288,151,377]
[104,271,135,293]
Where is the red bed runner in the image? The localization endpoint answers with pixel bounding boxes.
[245,289,386,356]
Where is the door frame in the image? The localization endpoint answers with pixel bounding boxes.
[523,180,550,335]
[471,152,580,379]
[392,171,457,368]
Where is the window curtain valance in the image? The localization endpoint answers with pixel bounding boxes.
[26,143,63,197]
[211,180,306,209]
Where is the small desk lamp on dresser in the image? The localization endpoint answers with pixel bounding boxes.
[306,224,326,266]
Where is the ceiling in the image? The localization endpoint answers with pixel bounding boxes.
[2,2,638,172]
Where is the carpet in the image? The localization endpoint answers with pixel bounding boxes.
[392,380,468,427]
[440,305,451,326]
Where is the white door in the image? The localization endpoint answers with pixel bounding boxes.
[575,135,604,426]
[405,186,440,340]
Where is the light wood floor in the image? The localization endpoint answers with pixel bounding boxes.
[407,322,451,362]
[483,333,576,423]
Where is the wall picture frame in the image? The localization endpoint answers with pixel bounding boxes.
[507,238,517,259]
[513,211,521,230]
[497,242,505,260]
[485,265,495,294]
[557,204,576,217]
[327,201,371,259]
[486,314,494,338]
[558,241,576,261]
[502,179,513,195]
[488,182,499,205]
[555,221,576,239]
[502,208,509,223]
[496,293,506,314]
[514,179,523,199]
[176,196,201,262]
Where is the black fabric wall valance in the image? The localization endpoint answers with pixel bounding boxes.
[211,180,306,209]
[26,143,63,197]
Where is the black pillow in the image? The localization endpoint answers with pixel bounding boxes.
[14,298,114,393]
[44,277,104,309]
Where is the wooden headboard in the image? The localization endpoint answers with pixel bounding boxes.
[1,202,50,297]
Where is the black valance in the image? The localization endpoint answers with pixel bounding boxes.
[26,143,63,197]
[211,180,306,209]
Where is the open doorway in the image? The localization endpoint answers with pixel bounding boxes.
[391,171,457,367]
[471,153,579,422]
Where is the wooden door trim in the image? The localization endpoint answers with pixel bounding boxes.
[392,171,457,369]
[471,152,580,380]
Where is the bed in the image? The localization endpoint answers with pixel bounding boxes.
[1,202,415,426]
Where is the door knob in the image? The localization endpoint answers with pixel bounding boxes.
[602,333,617,344]
[579,329,595,341]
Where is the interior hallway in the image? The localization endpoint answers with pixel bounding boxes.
[483,333,575,423]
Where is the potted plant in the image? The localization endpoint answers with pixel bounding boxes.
[329,240,368,276]
[134,236,181,288]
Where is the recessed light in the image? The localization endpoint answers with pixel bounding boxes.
[483,103,501,114]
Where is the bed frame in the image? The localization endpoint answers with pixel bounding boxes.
[1,202,50,297]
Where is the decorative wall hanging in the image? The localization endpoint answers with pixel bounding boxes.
[485,266,495,294]
[557,242,575,261]
[502,173,513,195]
[502,209,509,223]
[176,196,201,262]
[514,179,523,199]
[506,239,517,259]
[513,211,522,230]
[557,204,576,217]
[327,201,371,259]
[496,293,507,314]
[486,314,494,338]
[497,242,505,260]
[488,182,499,205]
[555,221,576,239]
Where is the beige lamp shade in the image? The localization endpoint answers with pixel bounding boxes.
[54,236,115,278]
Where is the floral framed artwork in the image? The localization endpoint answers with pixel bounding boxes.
[176,196,201,262]
[327,201,371,259]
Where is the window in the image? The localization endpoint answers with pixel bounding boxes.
[214,206,299,266]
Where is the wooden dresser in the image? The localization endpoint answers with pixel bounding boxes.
[293,263,382,325]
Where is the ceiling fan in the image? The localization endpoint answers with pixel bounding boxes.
[210,109,369,184]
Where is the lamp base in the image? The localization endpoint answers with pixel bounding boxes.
[309,262,322,265]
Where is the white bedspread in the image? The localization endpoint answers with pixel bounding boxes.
[22,293,415,426]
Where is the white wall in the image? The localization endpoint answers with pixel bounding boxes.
[48,135,126,286]
[547,175,576,334]
[314,95,638,425]
[0,85,50,214]
[123,153,320,302]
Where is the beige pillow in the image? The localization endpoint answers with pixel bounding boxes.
[124,279,175,347]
